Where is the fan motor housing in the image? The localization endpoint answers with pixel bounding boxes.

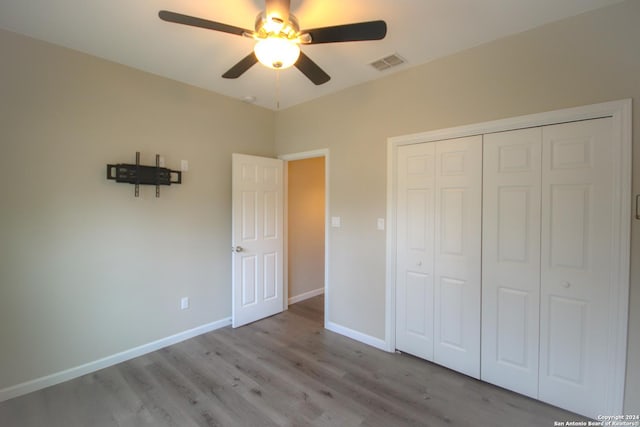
[255,11,300,39]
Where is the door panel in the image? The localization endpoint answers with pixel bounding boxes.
[496,287,529,367]
[547,296,587,384]
[433,136,482,379]
[497,187,530,262]
[438,276,465,349]
[405,271,429,335]
[539,118,613,418]
[263,191,278,239]
[395,143,435,360]
[407,189,429,249]
[549,184,589,269]
[232,154,284,327]
[241,191,257,240]
[482,128,541,398]
[439,189,464,255]
[240,255,258,306]
[263,252,278,300]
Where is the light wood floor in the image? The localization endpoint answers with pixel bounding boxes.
[0,296,587,426]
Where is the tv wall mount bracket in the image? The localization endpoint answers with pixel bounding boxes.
[107,152,182,197]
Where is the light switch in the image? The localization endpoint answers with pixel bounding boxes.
[181,160,189,172]
[377,218,385,231]
[331,216,341,228]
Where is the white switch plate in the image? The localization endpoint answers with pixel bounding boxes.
[331,216,341,228]
[158,156,165,167]
[377,218,385,231]
[181,160,189,172]
[180,297,189,310]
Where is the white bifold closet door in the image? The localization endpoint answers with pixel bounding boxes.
[538,118,614,417]
[396,136,482,378]
[395,143,436,361]
[482,117,615,418]
[481,127,542,398]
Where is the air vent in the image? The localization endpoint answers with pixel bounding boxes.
[370,53,406,71]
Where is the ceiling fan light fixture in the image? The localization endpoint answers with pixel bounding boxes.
[254,37,300,69]
[159,7,387,84]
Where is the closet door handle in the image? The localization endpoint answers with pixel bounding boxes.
[636,194,640,220]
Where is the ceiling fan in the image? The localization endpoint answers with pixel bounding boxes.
[158,0,387,85]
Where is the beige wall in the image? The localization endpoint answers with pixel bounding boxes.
[0,29,274,390]
[275,0,640,412]
[287,157,325,299]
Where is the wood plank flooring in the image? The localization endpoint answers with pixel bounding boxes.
[0,296,588,426]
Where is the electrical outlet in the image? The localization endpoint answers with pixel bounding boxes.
[180,297,189,310]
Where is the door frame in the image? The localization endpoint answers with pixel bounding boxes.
[279,149,330,327]
[385,99,632,412]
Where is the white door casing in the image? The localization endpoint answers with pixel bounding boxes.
[279,149,330,323]
[433,136,482,379]
[482,128,542,398]
[232,153,284,328]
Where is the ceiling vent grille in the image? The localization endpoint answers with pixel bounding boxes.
[370,53,406,71]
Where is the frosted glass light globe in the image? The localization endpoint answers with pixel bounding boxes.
[254,37,300,70]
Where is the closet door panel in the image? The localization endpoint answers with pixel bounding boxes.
[481,128,541,398]
[395,143,436,360]
[539,118,613,418]
[434,136,482,379]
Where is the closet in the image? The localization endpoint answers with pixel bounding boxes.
[482,118,614,416]
[395,136,482,378]
[392,104,629,419]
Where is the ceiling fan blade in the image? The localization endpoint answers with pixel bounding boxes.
[222,52,259,79]
[158,10,250,36]
[303,20,387,44]
[295,52,330,85]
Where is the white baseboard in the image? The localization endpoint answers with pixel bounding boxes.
[0,317,232,403]
[288,287,324,305]
[325,321,388,351]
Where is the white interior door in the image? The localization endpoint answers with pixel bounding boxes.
[481,128,542,398]
[232,153,284,328]
[395,143,436,361]
[433,136,482,379]
[538,118,614,418]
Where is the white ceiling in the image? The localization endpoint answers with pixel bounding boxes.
[0,0,623,110]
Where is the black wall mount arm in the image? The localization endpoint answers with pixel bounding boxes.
[107,152,182,197]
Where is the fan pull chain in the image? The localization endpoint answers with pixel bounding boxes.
[276,69,281,110]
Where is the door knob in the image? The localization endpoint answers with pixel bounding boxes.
[232,246,244,253]
[563,281,571,289]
